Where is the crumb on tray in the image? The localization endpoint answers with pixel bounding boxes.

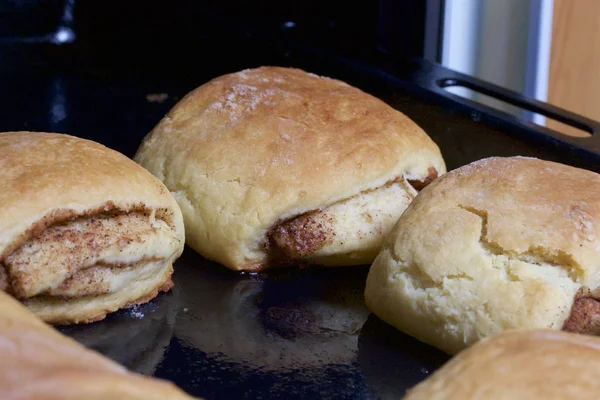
[146,93,169,103]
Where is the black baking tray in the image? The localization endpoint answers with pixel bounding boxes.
[2,2,600,399]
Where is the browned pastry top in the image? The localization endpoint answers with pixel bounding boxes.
[366,156,600,354]
[404,329,600,400]
[135,66,445,269]
[0,131,184,261]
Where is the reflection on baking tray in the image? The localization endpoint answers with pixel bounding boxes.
[357,314,449,398]
[58,289,178,376]
[162,249,373,398]
[173,256,369,369]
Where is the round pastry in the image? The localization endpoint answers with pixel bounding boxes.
[365,156,600,354]
[134,66,446,271]
[0,132,185,324]
[404,329,600,400]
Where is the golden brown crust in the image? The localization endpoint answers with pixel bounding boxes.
[123,276,174,311]
[366,156,600,354]
[50,276,175,325]
[404,329,600,400]
[0,290,197,400]
[0,132,185,324]
[0,132,185,260]
[135,66,445,270]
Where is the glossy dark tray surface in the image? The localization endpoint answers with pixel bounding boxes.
[4,6,600,398]
[60,250,447,399]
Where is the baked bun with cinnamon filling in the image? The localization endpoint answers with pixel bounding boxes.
[0,290,196,400]
[404,329,600,400]
[366,156,600,355]
[0,132,184,324]
[134,66,445,271]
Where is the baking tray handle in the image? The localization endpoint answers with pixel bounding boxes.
[418,64,600,153]
[439,77,599,135]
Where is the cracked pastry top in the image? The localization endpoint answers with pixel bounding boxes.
[0,132,185,324]
[365,156,600,355]
[134,66,446,271]
[404,329,600,400]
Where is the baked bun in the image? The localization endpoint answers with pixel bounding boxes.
[404,329,600,400]
[0,132,185,324]
[0,290,196,400]
[365,156,600,354]
[135,66,445,271]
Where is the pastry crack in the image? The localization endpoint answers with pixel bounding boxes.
[458,204,583,283]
